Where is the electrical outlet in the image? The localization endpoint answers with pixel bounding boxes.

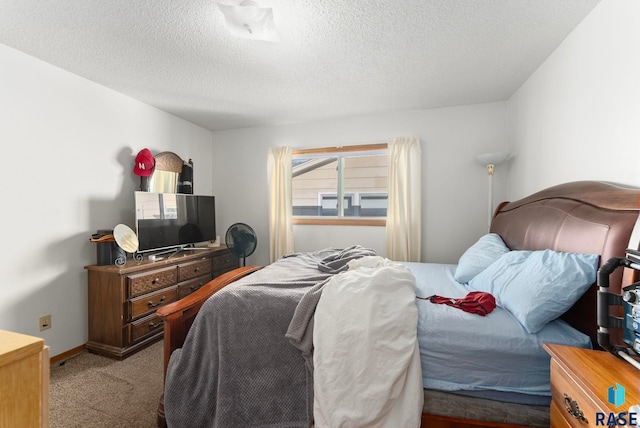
[39,314,51,331]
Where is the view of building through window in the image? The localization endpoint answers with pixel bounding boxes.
[292,150,388,218]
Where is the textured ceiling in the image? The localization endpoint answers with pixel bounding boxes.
[0,0,601,131]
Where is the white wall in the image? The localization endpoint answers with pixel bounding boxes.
[0,44,214,357]
[507,0,640,198]
[212,103,509,266]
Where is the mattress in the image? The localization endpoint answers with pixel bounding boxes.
[401,262,592,402]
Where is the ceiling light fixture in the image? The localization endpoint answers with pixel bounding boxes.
[218,0,279,42]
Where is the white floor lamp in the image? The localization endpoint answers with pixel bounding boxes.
[475,152,511,231]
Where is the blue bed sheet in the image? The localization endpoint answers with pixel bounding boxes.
[401,262,592,400]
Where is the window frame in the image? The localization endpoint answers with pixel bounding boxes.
[291,143,388,226]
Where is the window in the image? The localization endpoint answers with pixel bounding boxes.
[292,144,388,225]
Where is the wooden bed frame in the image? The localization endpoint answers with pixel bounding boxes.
[156,180,640,428]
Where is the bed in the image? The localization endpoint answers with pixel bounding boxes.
[155,180,640,428]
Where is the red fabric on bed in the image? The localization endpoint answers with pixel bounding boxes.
[419,291,496,316]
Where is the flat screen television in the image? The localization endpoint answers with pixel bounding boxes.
[134,191,216,253]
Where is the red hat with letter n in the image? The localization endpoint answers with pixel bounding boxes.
[134,148,155,177]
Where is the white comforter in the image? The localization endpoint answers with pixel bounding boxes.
[313,256,423,428]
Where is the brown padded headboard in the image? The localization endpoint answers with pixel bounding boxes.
[490,181,640,346]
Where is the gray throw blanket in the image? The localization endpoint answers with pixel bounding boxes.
[163,246,375,428]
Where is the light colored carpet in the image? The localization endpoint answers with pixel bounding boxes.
[50,340,163,428]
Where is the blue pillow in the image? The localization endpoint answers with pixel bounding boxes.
[467,249,599,333]
[454,233,510,283]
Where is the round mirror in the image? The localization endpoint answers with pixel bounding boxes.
[113,224,139,253]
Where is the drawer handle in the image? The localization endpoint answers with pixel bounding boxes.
[564,393,588,423]
[190,283,203,291]
[151,277,160,284]
[147,296,166,308]
[148,321,164,330]
[194,267,200,272]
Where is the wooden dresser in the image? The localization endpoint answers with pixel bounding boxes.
[545,343,640,427]
[0,330,49,428]
[85,246,238,359]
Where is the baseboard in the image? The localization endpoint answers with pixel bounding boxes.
[50,344,86,366]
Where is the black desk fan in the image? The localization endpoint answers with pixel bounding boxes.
[225,223,257,266]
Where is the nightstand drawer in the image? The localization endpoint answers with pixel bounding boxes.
[128,267,177,297]
[129,286,178,320]
[177,275,212,299]
[178,259,212,282]
[550,400,573,428]
[550,359,599,427]
[130,313,165,343]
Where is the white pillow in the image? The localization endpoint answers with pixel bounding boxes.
[467,249,599,333]
[454,233,510,284]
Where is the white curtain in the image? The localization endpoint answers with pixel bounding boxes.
[267,146,294,263]
[385,136,422,262]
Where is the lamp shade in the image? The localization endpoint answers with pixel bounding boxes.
[475,151,510,167]
[219,1,279,41]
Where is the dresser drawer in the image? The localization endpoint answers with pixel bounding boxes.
[550,359,599,427]
[129,286,178,320]
[178,259,212,282]
[127,266,177,298]
[177,275,213,299]
[212,252,238,272]
[129,313,165,343]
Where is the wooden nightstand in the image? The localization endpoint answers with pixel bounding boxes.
[545,343,640,427]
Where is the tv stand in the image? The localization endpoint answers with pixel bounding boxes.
[85,246,239,359]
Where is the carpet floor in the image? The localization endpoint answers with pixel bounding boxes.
[50,340,163,428]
